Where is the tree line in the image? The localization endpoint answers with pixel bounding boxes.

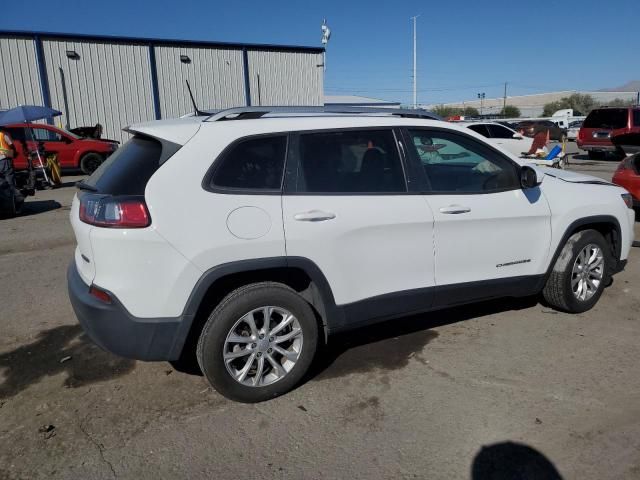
[430,93,636,119]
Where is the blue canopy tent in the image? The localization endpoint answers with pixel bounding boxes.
[0,106,62,185]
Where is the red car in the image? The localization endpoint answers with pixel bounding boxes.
[613,155,640,207]
[578,106,640,160]
[2,123,118,174]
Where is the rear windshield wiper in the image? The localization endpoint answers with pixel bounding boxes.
[76,180,98,192]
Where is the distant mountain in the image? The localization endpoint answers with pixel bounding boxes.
[599,80,640,92]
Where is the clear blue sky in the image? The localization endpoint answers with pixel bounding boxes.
[2,0,638,105]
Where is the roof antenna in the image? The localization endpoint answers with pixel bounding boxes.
[186,80,207,116]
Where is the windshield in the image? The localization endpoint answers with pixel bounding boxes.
[61,129,80,139]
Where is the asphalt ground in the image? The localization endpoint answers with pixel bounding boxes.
[1,151,639,479]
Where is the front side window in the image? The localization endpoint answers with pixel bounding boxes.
[408,129,519,193]
[297,129,405,193]
[633,109,640,127]
[210,135,287,191]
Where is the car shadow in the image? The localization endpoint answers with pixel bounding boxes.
[0,324,135,399]
[308,296,539,382]
[171,296,540,381]
[19,199,61,216]
[471,441,563,479]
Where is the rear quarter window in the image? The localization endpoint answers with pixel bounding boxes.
[583,109,629,129]
[84,135,179,195]
[207,135,287,192]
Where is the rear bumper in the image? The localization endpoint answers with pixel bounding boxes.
[67,261,189,361]
[578,144,616,152]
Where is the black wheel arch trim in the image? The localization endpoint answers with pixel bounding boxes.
[170,256,342,358]
[544,214,623,282]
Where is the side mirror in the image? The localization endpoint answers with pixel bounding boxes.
[520,165,543,189]
[63,136,73,144]
[512,133,523,139]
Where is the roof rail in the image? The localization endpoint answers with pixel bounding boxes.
[204,106,442,122]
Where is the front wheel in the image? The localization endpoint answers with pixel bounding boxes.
[542,229,612,313]
[80,152,104,175]
[196,282,318,402]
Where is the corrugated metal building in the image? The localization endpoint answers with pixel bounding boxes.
[0,31,324,142]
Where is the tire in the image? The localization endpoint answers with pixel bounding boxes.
[196,282,319,403]
[542,229,612,313]
[80,152,104,175]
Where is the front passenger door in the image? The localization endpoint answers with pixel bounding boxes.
[404,128,551,302]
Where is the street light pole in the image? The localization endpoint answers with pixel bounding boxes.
[411,15,419,109]
[477,92,485,116]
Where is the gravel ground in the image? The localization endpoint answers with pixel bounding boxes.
[1,155,639,480]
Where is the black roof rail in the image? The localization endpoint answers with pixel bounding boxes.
[203,106,442,122]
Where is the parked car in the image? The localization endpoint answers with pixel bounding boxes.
[577,107,640,160]
[465,122,533,157]
[612,154,640,208]
[516,120,567,141]
[3,123,118,174]
[67,107,635,402]
[567,120,583,141]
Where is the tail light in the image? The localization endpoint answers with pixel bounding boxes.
[79,193,150,228]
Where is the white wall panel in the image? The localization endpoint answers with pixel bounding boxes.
[42,39,155,143]
[0,37,43,109]
[155,45,246,118]
[247,50,323,106]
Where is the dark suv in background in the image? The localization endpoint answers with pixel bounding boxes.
[578,107,640,159]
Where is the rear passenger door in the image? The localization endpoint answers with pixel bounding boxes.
[403,128,551,302]
[282,128,435,318]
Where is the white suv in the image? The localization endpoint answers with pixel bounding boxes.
[67,107,635,402]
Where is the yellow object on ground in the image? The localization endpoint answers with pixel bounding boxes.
[46,154,62,185]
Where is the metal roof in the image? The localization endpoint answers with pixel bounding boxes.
[0,30,325,53]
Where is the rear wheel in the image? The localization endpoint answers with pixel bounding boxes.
[80,152,104,175]
[196,282,318,403]
[542,230,611,313]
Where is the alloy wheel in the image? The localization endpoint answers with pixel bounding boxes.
[223,306,303,387]
[571,243,604,301]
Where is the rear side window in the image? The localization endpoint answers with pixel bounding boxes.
[468,125,490,137]
[487,124,514,139]
[85,136,167,195]
[296,129,406,193]
[633,109,640,127]
[583,109,628,129]
[209,135,287,191]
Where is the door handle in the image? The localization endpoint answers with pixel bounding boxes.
[293,210,336,222]
[439,205,471,214]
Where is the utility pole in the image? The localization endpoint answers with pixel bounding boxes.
[411,15,419,109]
[503,82,507,114]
